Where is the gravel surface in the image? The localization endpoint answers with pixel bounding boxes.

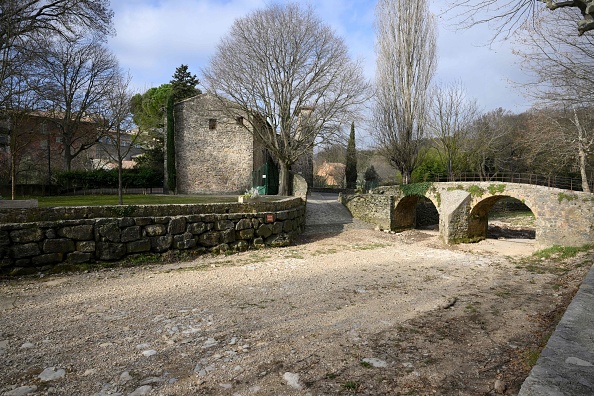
[0,193,590,395]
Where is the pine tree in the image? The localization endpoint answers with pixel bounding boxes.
[345,122,358,189]
[170,64,201,102]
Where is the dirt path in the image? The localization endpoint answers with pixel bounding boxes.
[0,195,590,395]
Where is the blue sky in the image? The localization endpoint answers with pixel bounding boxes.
[108,0,532,115]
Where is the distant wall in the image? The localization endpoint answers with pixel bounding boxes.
[0,198,305,276]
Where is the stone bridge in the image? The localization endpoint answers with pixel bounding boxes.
[341,182,594,248]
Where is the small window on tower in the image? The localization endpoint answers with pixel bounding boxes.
[236,116,244,125]
[209,119,217,130]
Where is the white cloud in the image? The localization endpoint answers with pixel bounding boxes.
[108,0,533,112]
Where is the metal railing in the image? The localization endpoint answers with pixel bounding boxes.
[426,172,593,192]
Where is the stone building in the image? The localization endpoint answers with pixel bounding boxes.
[174,93,313,195]
[174,93,268,194]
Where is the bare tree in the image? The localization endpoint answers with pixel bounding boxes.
[0,0,113,108]
[97,72,138,204]
[513,11,594,190]
[450,0,594,37]
[466,108,516,179]
[203,3,370,195]
[34,35,119,171]
[372,0,437,184]
[522,107,593,191]
[429,82,480,181]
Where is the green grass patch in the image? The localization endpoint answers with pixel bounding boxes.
[557,192,577,203]
[466,185,485,198]
[343,381,359,390]
[515,244,594,274]
[488,184,506,195]
[351,243,389,251]
[400,182,433,197]
[33,194,284,207]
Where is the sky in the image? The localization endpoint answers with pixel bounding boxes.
[107,0,533,118]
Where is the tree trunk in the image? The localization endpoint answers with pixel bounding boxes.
[278,161,291,196]
[578,142,590,193]
[11,152,16,200]
[401,168,411,185]
[118,160,123,205]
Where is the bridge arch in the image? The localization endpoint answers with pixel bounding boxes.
[342,181,594,248]
[468,195,537,242]
[393,194,440,232]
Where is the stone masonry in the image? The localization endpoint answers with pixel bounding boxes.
[342,182,594,248]
[174,93,268,195]
[0,198,306,276]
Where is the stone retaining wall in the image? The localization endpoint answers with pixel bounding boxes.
[339,194,394,231]
[0,198,305,276]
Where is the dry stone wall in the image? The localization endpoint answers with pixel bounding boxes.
[0,199,306,276]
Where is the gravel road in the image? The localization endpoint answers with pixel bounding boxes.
[0,193,588,395]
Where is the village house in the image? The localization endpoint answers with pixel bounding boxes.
[173,93,313,195]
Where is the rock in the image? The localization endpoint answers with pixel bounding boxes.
[494,379,507,394]
[3,385,38,396]
[11,243,41,259]
[219,383,233,390]
[150,235,172,253]
[10,229,44,243]
[256,224,273,238]
[58,225,94,241]
[129,385,152,396]
[283,372,302,390]
[438,296,458,309]
[127,239,151,254]
[38,367,65,381]
[362,358,388,368]
[203,338,218,348]
[20,342,34,349]
[96,242,126,260]
[565,356,593,366]
[119,371,132,383]
[145,224,166,236]
[168,217,187,235]
[98,222,121,242]
[141,349,157,357]
[120,226,141,242]
[139,377,163,385]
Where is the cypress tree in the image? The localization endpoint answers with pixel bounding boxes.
[345,122,358,189]
[166,94,176,193]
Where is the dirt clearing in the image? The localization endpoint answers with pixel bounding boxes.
[1,219,591,395]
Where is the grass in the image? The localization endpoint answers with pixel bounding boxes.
[514,244,594,274]
[30,194,282,207]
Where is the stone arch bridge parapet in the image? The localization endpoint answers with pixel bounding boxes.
[341,182,594,248]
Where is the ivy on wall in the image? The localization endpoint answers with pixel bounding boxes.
[166,94,176,193]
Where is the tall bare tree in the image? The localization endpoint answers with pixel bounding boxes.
[466,108,517,179]
[450,0,594,37]
[203,3,370,195]
[34,35,119,171]
[430,82,480,181]
[98,72,138,204]
[0,0,113,108]
[372,0,437,184]
[513,10,594,190]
